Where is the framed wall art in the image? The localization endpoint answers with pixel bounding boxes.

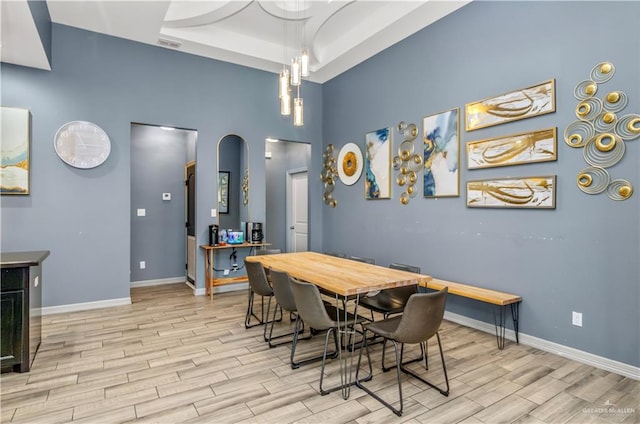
[364,127,391,199]
[465,79,556,131]
[466,127,557,170]
[466,175,556,209]
[423,108,460,197]
[1,107,30,194]
[218,171,230,214]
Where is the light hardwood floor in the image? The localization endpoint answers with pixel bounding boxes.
[1,283,637,423]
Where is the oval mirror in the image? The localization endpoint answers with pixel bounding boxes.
[217,134,249,235]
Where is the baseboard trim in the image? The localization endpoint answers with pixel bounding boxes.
[193,282,248,297]
[42,297,132,316]
[130,277,185,288]
[444,311,640,380]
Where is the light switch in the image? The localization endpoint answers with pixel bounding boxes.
[137,208,146,217]
[211,209,217,217]
[265,151,272,159]
[162,193,171,201]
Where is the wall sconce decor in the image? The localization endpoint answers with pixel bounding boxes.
[321,144,338,207]
[567,62,638,201]
[392,121,422,205]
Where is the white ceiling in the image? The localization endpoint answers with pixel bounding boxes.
[3,0,470,83]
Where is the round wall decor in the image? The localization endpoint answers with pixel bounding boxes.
[337,142,363,186]
[54,121,111,169]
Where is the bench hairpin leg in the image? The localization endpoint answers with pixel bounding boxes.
[492,305,507,350]
[511,302,520,344]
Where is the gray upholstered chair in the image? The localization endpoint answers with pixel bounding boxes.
[255,248,282,255]
[267,269,308,348]
[244,260,280,334]
[349,255,375,264]
[355,288,450,416]
[359,263,424,368]
[289,278,372,393]
[360,263,420,320]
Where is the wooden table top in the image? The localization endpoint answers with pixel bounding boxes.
[246,251,432,296]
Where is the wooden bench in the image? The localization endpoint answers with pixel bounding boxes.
[421,278,522,350]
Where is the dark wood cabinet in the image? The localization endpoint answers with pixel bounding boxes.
[1,251,49,373]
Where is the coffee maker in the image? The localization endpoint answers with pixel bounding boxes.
[208,224,219,246]
[244,222,263,244]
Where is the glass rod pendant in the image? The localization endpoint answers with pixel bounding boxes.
[281,93,291,116]
[278,69,290,98]
[293,97,303,126]
[300,49,309,77]
[291,57,301,86]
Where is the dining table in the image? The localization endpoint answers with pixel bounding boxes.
[245,251,432,399]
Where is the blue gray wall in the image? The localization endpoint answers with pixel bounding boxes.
[1,23,324,307]
[322,1,639,367]
[265,140,311,251]
[130,124,195,282]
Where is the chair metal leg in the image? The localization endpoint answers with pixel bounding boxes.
[381,339,425,372]
[245,290,283,330]
[399,332,449,397]
[356,332,403,416]
[290,316,332,369]
[268,304,303,348]
[358,334,448,417]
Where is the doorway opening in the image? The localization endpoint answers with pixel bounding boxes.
[130,123,197,290]
[265,138,311,252]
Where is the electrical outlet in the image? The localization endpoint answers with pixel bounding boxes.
[232,263,238,272]
[223,269,230,276]
[139,261,146,270]
[572,311,582,327]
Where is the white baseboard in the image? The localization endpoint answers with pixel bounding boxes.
[193,282,248,297]
[444,311,640,380]
[41,297,131,315]
[130,277,185,288]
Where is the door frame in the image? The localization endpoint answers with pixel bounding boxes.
[185,160,196,285]
[286,167,308,253]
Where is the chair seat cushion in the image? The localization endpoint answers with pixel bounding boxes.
[359,293,405,315]
[316,301,367,330]
[364,315,402,340]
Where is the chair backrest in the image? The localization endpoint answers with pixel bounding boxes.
[324,251,346,258]
[256,248,282,255]
[389,262,421,274]
[244,260,273,297]
[289,278,336,330]
[391,288,448,344]
[269,269,297,312]
[384,263,421,303]
[349,255,375,264]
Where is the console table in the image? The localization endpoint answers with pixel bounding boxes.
[200,243,269,300]
[1,250,50,373]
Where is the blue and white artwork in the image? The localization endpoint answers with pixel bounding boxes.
[1,107,30,194]
[423,108,459,197]
[365,127,391,199]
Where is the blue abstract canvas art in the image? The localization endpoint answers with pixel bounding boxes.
[0,107,30,194]
[423,108,460,197]
[365,127,391,199]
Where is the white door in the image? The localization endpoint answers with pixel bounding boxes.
[287,169,308,252]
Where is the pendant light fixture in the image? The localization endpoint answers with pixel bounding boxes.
[276,0,308,126]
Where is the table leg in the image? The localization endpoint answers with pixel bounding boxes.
[335,293,361,400]
[207,250,214,301]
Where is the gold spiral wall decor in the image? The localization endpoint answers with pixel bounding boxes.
[321,144,338,207]
[393,121,422,205]
[568,62,636,201]
[242,169,249,206]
